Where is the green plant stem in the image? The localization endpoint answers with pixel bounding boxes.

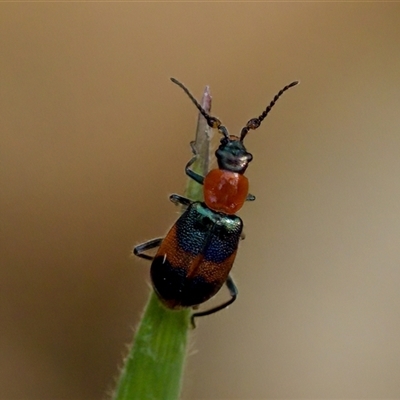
[114,294,190,400]
[113,84,212,400]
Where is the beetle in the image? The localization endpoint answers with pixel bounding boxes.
[134,77,298,325]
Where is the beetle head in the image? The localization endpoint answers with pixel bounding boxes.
[170,78,299,174]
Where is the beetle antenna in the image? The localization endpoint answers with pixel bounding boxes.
[171,77,229,139]
[240,81,299,141]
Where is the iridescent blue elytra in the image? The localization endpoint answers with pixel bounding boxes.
[175,202,243,263]
[149,202,243,310]
[134,77,298,325]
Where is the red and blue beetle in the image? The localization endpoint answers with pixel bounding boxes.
[134,78,298,325]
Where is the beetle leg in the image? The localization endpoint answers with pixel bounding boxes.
[185,141,205,185]
[169,194,193,207]
[191,275,238,328]
[246,193,256,201]
[133,238,163,261]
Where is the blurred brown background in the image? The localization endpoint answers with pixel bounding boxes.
[1,3,400,399]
